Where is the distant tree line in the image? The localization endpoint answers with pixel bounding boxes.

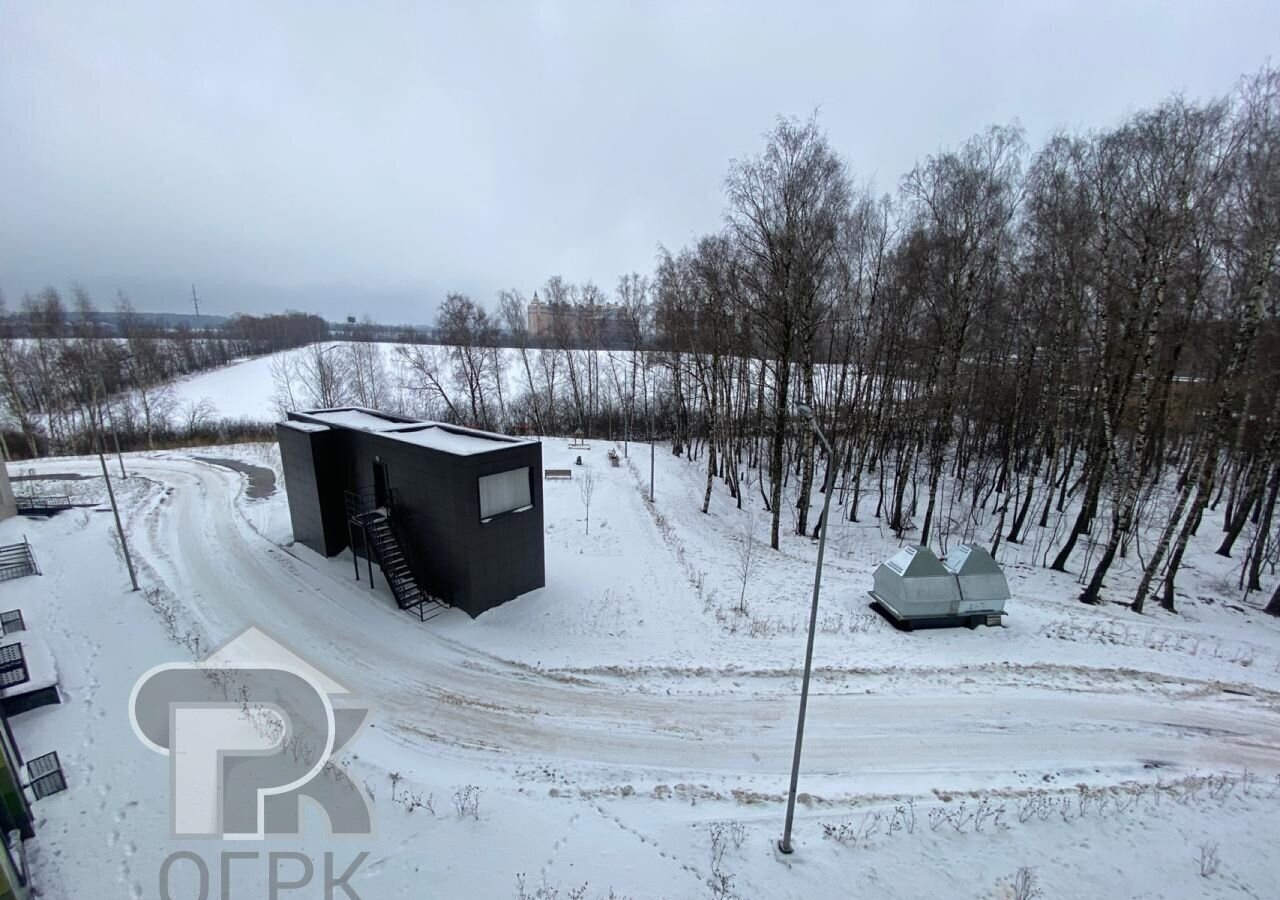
[0,308,231,334]
[0,286,327,456]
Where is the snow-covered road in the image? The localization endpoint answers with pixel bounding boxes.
[69,455,1280,795]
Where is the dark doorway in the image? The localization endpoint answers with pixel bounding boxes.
[373,461,389,508]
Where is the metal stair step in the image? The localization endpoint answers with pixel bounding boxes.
[349,503,440,620]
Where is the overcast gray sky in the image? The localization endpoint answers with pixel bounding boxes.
[3,1,1278,322]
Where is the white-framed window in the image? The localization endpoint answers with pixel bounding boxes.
[478,467,532,521]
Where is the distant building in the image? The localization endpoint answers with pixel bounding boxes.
[526,293,553,337]
[526,292,631,345]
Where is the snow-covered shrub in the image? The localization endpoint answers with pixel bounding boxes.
[1196,841,1220,877]
[1008,867,1042,900]
[512,873,633,899]
[452,784,482,819]
[822,811,882,846]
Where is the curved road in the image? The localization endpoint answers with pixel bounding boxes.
[68,457,1280,791]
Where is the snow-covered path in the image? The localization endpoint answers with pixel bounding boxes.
[60,455,1280,795]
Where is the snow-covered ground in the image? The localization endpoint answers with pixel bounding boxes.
[167,343,534,422]
[166,350,299,420]
[3,436,1280,899]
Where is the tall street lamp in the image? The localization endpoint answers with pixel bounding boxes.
[643,361,655,503]
[91,376,139,592]
[98,357,132,479]
[778,402,836,855]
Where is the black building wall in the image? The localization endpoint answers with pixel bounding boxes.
[466,447,546,609]
[279,413,545,617]
[277,423,349,556]
[341,432,544,617]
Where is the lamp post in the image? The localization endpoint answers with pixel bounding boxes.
[643,361,655,503]
[91,377,139,592]
[98,353,135,478]
[649,402,656,504]
[98,375,126,478]
[778,402,835,855]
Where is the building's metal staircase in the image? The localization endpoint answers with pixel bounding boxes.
[15,495,73,516]
[345,489,447,622]
[0,537,39,582]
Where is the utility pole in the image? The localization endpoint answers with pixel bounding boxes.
[649,401,655,504]
[625,353,634,461]
[643,366,654,503]
[778,402,836,856]
[92,381,139,592]
[97,376,126,478]
[99,354,134,477]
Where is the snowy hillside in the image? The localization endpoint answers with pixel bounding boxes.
[166,343,533,423]
[166,349,299,420]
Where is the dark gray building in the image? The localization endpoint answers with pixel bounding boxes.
[277,407,545,618]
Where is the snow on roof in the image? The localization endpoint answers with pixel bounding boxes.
[383,425,519,456]
[279,420,330,433]
[304,409,410,431]
[292,407,533,456]
[880,545,950,578]
[0,633,59,698]
[943,544,1003,576]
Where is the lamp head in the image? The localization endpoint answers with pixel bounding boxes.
[794,402,816,422]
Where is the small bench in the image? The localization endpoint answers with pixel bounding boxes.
[544,469,573,480]
[568,442,590,450]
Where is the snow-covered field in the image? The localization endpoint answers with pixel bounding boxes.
[166,350,298,420]
[4,431,1280,899]
[167,343,531,422]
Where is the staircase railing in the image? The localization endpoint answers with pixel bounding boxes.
[15,495,72,516]
[0,537,39,582]
[343,488,445,621]
[366,520,416,603]
[344,485,388,523]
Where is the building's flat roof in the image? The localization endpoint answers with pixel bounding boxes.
[382,425,518,456]
[290,408,535,457]
[305,409,410,432]
[279,420,331,433]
